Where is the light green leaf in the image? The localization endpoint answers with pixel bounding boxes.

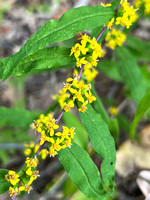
[0,107,39,127]
[2,6,114,80]
[130,90,150,140]
[79,104,116,188]
[63,112,88,149]
[58,142,110,200]
[0,169,10,194]
[70,190,90,200]
[115,47,147,103]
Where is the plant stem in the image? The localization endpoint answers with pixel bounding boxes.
[116,3,121,12]
[96,26,107,42]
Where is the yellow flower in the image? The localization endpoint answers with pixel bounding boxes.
[25,157,38,168]
[47,118,59,136]
[78,101,88,112]
[76,57,88,67]
[72,90,85,103]
[85,90,96,103]
[108,106,118,116]
[106,17,114,29]
[116,0,138,29]
[69,127,75,139]
[63,100,74,112]
[9,187,19,198]
[101,3,111,7]
[20,184,33,193]
[105,29,126,49]
[5,171,20,186]
[83,68,98,82]
[49,146,57,157]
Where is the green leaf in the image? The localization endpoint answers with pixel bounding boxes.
[108,118,119,141]
[115,47,147,103]
[111,0,120,10]
[58,142,109,200]
[91,86,109,124]
[0,107,40,127]
[98,60,123,82]
[116,114,130,134]
[79,104,116,188]
[63,112,88,149]
[2,6,114,80]
[0,169,10,194]
[130,90,150,140]
[0,47,74,79]
[71,190,90,200]
[126,35,150,54]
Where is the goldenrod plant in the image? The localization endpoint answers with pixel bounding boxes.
[0,0,150,199]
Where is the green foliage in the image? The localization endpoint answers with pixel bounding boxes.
[1,6,114,80]
[91,86,109,124]
[98,60,122,82]
[130,90,150,140]
[108,118,119,141]
[0,169,10,194]
[115,47,147,103]
[58,142,109,200]
[63,112,88,149]
[0,107,39,127]
[111,0,121,10]
[0,47,74,79]
[79,104,116,189]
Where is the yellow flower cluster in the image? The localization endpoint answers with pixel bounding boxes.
[24,142,48,160]
[116,0,138,29]
[55,77,96,113]
[33,114,75,157]
[70,34,105,68]
[105,28,126,49]
[6,157,39,198]
[134,0,150,15]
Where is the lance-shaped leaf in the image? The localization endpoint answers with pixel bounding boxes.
[130,90,150,140]
[115,47,146,103]
[0,47,74,79]
[58,142,110,200]
[2,6,114,80]
[0,107,39,127]
[0,169,10,194]
[79,104,116,188]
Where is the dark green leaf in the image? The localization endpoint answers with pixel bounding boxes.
[0,169,10,194]
[116,114,130,134]
[58,142,109,200]
[115,47,147,103]
[108,118,119,141]
[2,6,114,80]
[79,104,116,188]
[130,90,150,140]
[98,60,123,82]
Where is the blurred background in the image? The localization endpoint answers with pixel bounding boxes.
[0,0,150,199]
